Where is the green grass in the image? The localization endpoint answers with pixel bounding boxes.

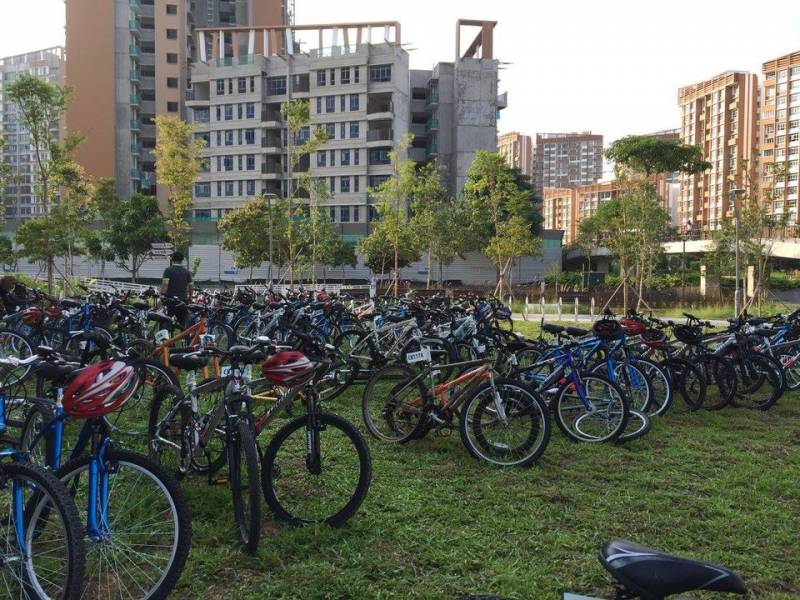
[170,321,800,599]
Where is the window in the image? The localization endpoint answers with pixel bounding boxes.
[350,122,359,138]
[340,122,346,139]
[224,105,233,120]
[238,77,247,93]
[246,155,255,170]
[330,176,336,193]
[195,131,210,146]
[325,123,336,139]
[369,64,391,82]
[369,148,390,165]
[340,206,350,222]
[166,28,177,39]
[250,77,255,92]
[340,95,346,112]
[368,174,389,188]
[225,181,235,196]
[354,176,360,192]
[247,180,256,195]
[341,149,350,166]
[330,69,336,85]
[354,66,360,83]
[353,149,360,165]
[193,107,210,123]
[215,131,222,147]
[341,67,350,84]
[216,182,222,196]
[237,104,243,119]
[325,96,335,113]
[166,52,178,63]
[216,106,222,121]
[166,3,177,14]
[223,156,233,171]
[245,103,255,119]
[354,206,360,222]
[317,70,326,86]
[228,79,233,94]
[316,97,322,113]
[167,77,178,88]
[340,176,350,193]
[330,207,336,221]
[195,182,211,197]
[317,151,326,167]
[167,101,178,112]
[350,94,359,111]
[267,76,287,96]
[245,129,255,144]
[330,150,336,166]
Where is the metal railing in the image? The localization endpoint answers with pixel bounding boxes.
[366,129,393,142]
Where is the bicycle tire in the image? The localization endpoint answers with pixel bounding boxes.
[700,354,737,410]
[19,398,57,468]
[615,409,652,444]
[261,411,371,526]
[362,363,429,443]
[730,353,784,411]
[228,417,261,554]
[663,357,706,411]
[554,373,629,443]
[148,384,192,478]
[56,448,191,600]
[1,461,86,600]
[590,360,653,413]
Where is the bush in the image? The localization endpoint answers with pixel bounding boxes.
[769,271,800,290]
[544,270,582,288]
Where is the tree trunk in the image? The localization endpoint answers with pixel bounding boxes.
[426,247,432,289]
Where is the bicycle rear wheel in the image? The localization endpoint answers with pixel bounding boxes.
[0,462,85,600]
[699,354,737,410]
[730,353,784,410]
[228,418,261,554]
[663,358,706,411]
[615,409,652,444]
[261,411,371,525]
[362,363,428,443]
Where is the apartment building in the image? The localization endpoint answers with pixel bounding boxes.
[759,51,800,224]
[0,47,64,222]
[186,20,504,239]
[543,188,577,245]
[64,0,288,204]
[498,131,533,179]
[532,132,603,198]
[677,71,758,232]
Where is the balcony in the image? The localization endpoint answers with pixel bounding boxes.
[129,68,140,82]
[425,117,439,131]
[129,44,140,57]
[367,128,393,143]
[130,94,141,105]
[130,118,141,131]
[426,89,439,106]
[130,168,142,180]
[131,143,141,155]
[129,19,140,33]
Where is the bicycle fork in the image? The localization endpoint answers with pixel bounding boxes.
[304,394,322,476]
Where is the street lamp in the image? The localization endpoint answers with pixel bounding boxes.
[731,188,745,316]
[682,220,693,302]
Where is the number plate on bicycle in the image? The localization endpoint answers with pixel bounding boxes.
[220,365,231,377]
[200,333,216,348]
[154,329,170,344]
[406,347,431,364]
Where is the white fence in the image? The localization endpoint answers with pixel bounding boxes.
[520,296,598,323]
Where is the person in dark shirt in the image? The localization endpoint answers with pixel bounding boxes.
[160,252,192,326]
[0,275,28,315]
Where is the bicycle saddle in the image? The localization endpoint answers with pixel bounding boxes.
[170,353,209,371]
[228,345,266,363]
[599,540,746,600]
[541,324,564,335]
[147,311,174,326]
[60,299,81,309]
[132,300,150,311]
[566,327,589,337]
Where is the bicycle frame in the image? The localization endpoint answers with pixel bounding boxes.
[517,346,596,411]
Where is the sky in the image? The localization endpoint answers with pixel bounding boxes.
[2,0,800,153]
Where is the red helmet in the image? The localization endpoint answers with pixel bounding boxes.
[21,307,43,327]
[45,306,63,320]
[642,328,666,349]
[261,351,314,387]
[316,291,330,302]
[62,360,141,419]
[620,318,646,336]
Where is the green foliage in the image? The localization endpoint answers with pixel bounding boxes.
[768,270,800,290]
[605,135,710,176]
[219,196,277,272]
[106,193,166,281]
[544,269,582,288]
[358,202,421,274]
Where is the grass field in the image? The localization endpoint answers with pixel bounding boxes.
[170,321,800,599]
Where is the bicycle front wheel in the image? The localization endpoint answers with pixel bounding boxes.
[554,374,629,443]
[0,462,85,600]
[228,418,261,554]
[56,449,191,600]
[459,379,550,467]
[261,411,371,526]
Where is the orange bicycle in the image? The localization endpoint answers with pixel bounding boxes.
[361,352,551,467]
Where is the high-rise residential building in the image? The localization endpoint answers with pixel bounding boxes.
[543,188,577,245]
[186,19,504,240]
[532,132,603,197]
[0,47,64,222]
[677,71,758,232]
[759,50,800,225]
[64,0,288,205]
[497,131,532,179]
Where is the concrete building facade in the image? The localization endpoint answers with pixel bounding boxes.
[759,51,800,224]
[532,132,603,198]
[0,47,65,222]
[186,19,504,241]
[64,0,288,204]
[677,70,758,232]
[497,131,532,179]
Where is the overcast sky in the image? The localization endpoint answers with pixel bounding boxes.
[3,0,799,149]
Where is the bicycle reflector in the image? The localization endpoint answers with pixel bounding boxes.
[620,318,646,336]
[62,360,141,419]
[261,351,314,387]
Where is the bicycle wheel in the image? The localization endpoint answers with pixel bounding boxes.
[19,398,57,468]
[228,418,261,554]
[730,353,784,411]
[56,448,191,600]
[663,358,706,411]
[0,328,34,387]
[207,322,234,353]
[699,354,737,410]
[148,384,192,478]
[0,462,85,600]
[778,346,800,390]
[635,358,672,417]
[362,363,428,443]
[459,379,550,467]
[591,360,652,413]
[314,357,359,403]
[554,373,629,443]
[261,411,371,525]
[615,409,652,444]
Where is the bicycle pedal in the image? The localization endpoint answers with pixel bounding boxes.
[209,478,229,486]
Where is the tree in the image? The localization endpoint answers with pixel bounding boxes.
[0,139,13,211]
[106,194,166,282]
[358,216,420,276]
[486,216,542,297]
[219,196,283,280]
[154,115,204,252]
[605,135,711,177]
